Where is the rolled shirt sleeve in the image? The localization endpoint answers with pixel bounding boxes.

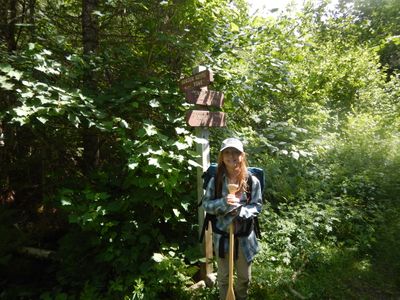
[203,177,231,216]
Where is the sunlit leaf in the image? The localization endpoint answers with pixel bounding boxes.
[0,76,14,90]
[128,162,139,170]
[187,159,201,168]
[21,91,34,98]
[143,123,157,136]
[152,253,164,263]
[148,157,160,168]
[149,99,160,107]
[175,127,188,135]
[291,151,300,160]
[68,114,80,127]
[120,119,130,128]
[36,117,47,124]
[92,10,104,17]
[14,107,29,116]
[61,200,71,206]
[231,22,239,32]
[8,70,23,80]
[174,141,188,150]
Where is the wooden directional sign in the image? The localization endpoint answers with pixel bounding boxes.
[179,69,213,92]
[186,110,226,127]
[185,89,224,108]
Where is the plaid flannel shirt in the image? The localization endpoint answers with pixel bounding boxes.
[203,173,262,263]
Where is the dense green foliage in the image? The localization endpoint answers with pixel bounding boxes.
[0,0,399,299]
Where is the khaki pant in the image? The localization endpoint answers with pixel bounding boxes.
[217,245,251,300]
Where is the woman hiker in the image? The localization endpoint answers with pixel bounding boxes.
[203,138,263,300]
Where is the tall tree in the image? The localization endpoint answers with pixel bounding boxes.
[81,0,100,173]
[338,0,400,75]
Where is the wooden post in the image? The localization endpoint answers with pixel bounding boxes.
[0,121,4,147]
[192,66,213,278]
[195,127,213,277]
[180,65,226,279]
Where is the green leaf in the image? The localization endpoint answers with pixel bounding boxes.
[14,107,29,117]
[174,141,189,150]
[231,22,239,32]
[172,208,180,217]
[42,49,52,56]
[187,159,201,168]
[21,91,34,98]
[8,70,23,80]
[120,119,130,129]
[0,78,14,90]
[175,127,188,135]
[68,114,80,127]
[142,123,157,136]
[291,151,300,160]
[148,157,160,168]
[36,116,48,124]
[152,253,165,263]
[61,199,71,206]
[34,65,48,73]
[92,10,104,17]
[181,202,190,211]
[0,64,12,73]
[128,162,139,170]
[22,80,33,87]
[149,99,160,107]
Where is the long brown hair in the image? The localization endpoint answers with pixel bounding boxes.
[214,151,249,198]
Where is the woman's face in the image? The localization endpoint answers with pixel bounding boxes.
[222,147,243,170]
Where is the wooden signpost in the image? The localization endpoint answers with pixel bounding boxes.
[179,69,213,92]
[185,89,224,108]
[185,110,226,127]
[180,68,226,128]
[179,66,226,280]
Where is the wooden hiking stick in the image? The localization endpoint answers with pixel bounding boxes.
[226,183,238,300]
[226,222,235,300]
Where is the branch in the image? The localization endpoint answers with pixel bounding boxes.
[18,246,56,260]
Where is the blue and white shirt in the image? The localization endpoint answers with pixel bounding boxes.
[203,173,262,263]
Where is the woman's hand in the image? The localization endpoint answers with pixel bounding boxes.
[226,194,240,206]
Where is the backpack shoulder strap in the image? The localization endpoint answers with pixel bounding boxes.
[245,172,262,239]
[246,174,253,203]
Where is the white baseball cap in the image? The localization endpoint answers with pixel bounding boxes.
[220,138,244,153]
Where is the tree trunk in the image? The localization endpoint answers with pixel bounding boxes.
[7,0,17,51]
[81,0,100,173]
[28,0,36,39]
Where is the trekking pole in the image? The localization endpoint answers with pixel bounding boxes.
[226,222,235,300]
[226,183,238,300]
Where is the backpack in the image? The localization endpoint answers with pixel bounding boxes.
[199,163,265,257]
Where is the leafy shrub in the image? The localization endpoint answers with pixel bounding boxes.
[125,246,198,300]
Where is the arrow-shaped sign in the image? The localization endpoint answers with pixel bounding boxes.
[179,69,213,91]
[185,89,224,108]
[186,110,226,127]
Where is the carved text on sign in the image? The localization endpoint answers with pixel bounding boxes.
[179,70,213,91]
